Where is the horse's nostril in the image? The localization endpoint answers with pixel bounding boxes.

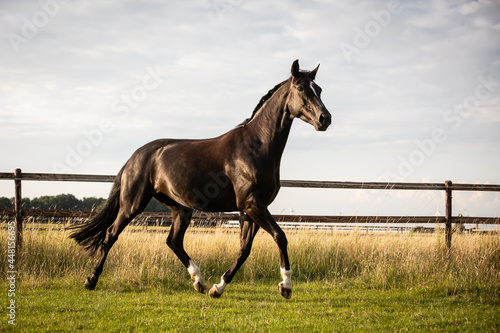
[319,113,331,125]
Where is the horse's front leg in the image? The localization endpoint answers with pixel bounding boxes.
[209,212,260,298]
[244,199,293,299]
[166,205,207,294]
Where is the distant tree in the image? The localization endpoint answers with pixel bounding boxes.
[30,194,80,210]
[80,197,106,211]
[0,197,13,209]
[22,197,31,209]
[54,194,81,210]
[1,194,169,212]
[144,198,169,212]
[30,196,55,209]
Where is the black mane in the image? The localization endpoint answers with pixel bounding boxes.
[236,79,288,128]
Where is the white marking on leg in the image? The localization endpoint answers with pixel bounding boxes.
[213,277,227,295]
[280,267,292,289]
[187,260,205,285]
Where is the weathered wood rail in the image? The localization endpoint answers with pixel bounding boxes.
[1,169,499,248]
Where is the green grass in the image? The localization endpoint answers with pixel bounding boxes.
[2,280,499,332]
[1,222,499,331]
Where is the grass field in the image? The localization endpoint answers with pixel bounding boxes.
[1,222,499,331]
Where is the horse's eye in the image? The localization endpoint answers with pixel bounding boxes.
[297,86,304,92]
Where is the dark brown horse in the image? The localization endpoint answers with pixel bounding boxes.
[70,60,331,299]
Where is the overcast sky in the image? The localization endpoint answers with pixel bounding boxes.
[1,0,499,217]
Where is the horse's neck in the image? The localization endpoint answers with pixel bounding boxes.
[246,85,293,158]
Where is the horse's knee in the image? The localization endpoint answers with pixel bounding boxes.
[166,237,181,252]
[274,230,288,249]
[166,241,177,254]
[239,246,252,259]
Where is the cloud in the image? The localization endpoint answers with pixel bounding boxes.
[0,0,499,217]
[459,0,500,17]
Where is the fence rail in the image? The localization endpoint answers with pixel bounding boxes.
[2,171,500,191]
[1,169,499,249]
[2,208,497,225]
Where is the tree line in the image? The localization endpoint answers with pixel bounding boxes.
[0,194,169,212]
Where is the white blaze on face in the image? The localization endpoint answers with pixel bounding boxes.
[309,81,327,111]
[310,82,319,98]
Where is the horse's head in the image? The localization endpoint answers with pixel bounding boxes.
[285,60,331,131]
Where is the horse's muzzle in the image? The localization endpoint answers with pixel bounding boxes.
[316,112,331,131]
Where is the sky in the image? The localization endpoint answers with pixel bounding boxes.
[1,0,499,218]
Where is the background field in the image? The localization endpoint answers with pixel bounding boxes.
[1,222,499,331]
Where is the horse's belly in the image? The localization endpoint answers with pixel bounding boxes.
[154,163,238,212]
[183,174,239,212]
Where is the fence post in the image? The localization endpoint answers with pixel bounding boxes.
[14,168,23,249]
[445,180,452,249]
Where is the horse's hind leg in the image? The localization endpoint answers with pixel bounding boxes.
[85,211,135,290]
[165,205,207,294]
[85,176,153,290]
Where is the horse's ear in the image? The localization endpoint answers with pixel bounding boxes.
[291,59,300,77]
[309,64,320,80]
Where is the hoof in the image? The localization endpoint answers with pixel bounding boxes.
[278,283,292,299]
[209,285,222,299]
[84,277,97,290]
[193,281,207,294]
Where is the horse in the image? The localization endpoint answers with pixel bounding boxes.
[69,59,331,299]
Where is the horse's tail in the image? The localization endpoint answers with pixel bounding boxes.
[68,168,123,256]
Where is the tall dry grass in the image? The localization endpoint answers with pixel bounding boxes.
[1,221,499,294]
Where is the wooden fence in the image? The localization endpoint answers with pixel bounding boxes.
[1,169,500,249]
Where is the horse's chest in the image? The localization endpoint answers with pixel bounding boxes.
[255,170,281,204]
